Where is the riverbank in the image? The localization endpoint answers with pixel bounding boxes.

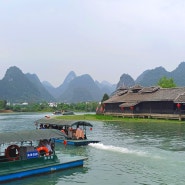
[55,114,184,123]
[0,110,13,113]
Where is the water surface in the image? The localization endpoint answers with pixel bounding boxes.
[0,113,185,185]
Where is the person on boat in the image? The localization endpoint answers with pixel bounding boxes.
[60,126,67,135]
[75,126,84,140]
[38,139,52,155]
[67,127,73,139]
[45,140,52,154]
[39,124,44,129]
[50,139,55,152]
[44,124,48,129]
[61,129,66,134]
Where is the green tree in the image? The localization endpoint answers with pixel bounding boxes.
[101,93,109,102]
[0,100,7,109]
[157,76,176,88]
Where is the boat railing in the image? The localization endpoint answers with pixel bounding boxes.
[0,154,58,172]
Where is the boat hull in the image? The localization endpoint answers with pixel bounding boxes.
[0,156,85,182]
[54,138,100,146]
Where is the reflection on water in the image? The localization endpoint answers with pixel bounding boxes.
[103,121,185,152]
[55,143,89,157]
[6,167,88,185]
[0,112,47,132]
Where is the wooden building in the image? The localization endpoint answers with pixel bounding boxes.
[102,86,185,116]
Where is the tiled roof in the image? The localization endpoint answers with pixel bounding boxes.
[104,87,185,104]
[174,94,185,103]
[139,86,159,93]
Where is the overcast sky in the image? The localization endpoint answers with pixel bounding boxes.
[0,0,185,87]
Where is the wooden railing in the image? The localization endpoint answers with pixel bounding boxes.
[104,112,185,121]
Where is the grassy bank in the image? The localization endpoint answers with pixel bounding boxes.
[55,114,183,123]
[0,110,14,113]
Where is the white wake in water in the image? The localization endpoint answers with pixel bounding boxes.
[89,143,148,157]
[89,143,164,160]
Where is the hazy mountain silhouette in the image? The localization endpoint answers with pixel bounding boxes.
[1,61,185,103]
[57,74,103,103]
[25,73,55,101]
[117,74,135,89]
[0,66,54,102]
[135,62,185,86]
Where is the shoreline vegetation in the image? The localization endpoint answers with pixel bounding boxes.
[0,110,14,113]
[1,110,184,123]
[55,114,184,124]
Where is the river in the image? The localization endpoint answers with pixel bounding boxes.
[0,112,185,185]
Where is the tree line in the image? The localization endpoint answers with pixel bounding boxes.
[0,76,176,112]
[0,101,101,112]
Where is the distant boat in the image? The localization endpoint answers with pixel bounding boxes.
[53,111,74,115]
[35,117,100,146]
[53,111,62,115]
[0,129,87,182]
[62,111,74,115]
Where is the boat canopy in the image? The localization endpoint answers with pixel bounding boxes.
[35,118,93,127]
[0,129,67,145]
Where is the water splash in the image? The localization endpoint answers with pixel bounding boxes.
[89,143,147,157]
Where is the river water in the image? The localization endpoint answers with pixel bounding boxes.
[0,112,185,185]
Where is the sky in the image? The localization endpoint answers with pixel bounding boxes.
[0,0,185,87]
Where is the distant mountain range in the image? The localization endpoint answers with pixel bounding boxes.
[135,62,185,87]
[117,62,185,88]
[0,61,185,103]
[0,66,116,103]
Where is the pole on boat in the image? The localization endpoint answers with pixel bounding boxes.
[63,140,67,146]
